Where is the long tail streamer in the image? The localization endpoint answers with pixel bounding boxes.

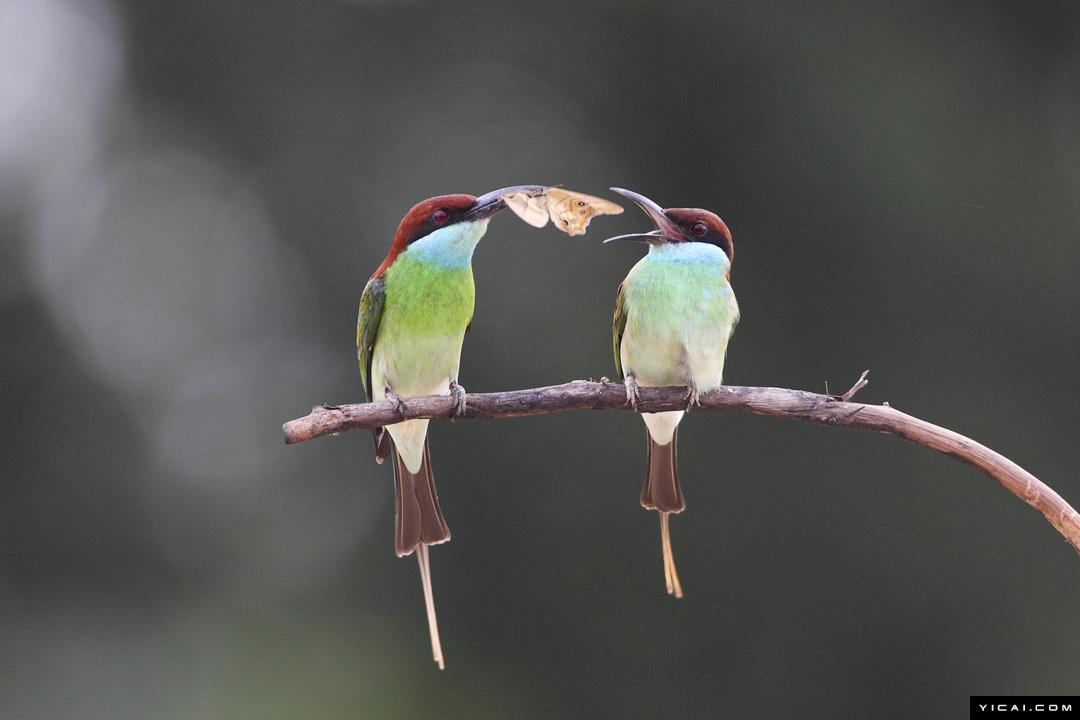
[416,544,444,669]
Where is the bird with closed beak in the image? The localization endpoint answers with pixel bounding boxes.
[357,185,545,668]
[605,187,739,598]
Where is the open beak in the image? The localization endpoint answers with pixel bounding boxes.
[467,184,548,221]
[602,187,681,243]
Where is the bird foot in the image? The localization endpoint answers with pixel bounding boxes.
[625,375,641,411]
[684,385,701,411]
[449,381,467,419]
[384,388,407,419]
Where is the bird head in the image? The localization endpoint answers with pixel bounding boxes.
[376,185,547,274]
[391,185,548,245]
[603,187,733,263]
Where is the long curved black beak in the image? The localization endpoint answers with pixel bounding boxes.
[603,187,681,243]
[467,185,547,221]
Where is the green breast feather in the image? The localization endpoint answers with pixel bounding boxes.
[380,253,475,339]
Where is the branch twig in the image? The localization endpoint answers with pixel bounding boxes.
[282,376,1080,556]
[840,369,870,402]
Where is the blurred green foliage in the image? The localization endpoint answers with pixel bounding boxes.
[2,0,1079,717]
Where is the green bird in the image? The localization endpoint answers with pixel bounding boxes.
[357,186,543,669]
[606,188,739,598]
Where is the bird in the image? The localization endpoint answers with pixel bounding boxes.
[604,187,739,598]
[357,185,545,668]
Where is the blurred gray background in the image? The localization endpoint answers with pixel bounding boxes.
[2,1,1079,717]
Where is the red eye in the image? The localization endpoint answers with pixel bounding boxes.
[432,208,450,224]
[691,221,708,237]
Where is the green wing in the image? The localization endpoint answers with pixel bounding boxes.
[357,276,386,403]
[612,282,628,381]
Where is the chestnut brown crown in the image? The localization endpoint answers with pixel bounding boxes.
[663,208,734,262]
[373,194,477,277]
[393,194,478,246]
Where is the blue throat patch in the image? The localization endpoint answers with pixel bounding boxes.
[403,219,490,269]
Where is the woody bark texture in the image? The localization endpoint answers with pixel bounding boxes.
[282,374,1080,556]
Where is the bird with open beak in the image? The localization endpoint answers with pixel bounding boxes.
[356,185,546,669]
[606,188,739,598]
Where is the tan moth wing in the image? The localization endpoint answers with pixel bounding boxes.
[501,191,550,228]
[545,188,624,236]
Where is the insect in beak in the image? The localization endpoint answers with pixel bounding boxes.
[467,185,548,222]
[500,187,623,236]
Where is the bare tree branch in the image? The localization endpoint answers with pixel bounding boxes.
[282,376,1080,556]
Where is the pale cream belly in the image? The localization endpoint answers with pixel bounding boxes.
[372,337,458,474]
[619,285,737,446]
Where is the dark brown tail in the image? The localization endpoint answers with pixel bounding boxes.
[641,429,685,598]
[392,439,449,668]
[393,438,451,557]
[641,429,685,513]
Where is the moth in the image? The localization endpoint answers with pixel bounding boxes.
[500,187,623,236]
[500,190,550,228]
[546,187,624,236]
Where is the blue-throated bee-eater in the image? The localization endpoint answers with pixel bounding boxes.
[606,187,739,598]
[357,185,544,668]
